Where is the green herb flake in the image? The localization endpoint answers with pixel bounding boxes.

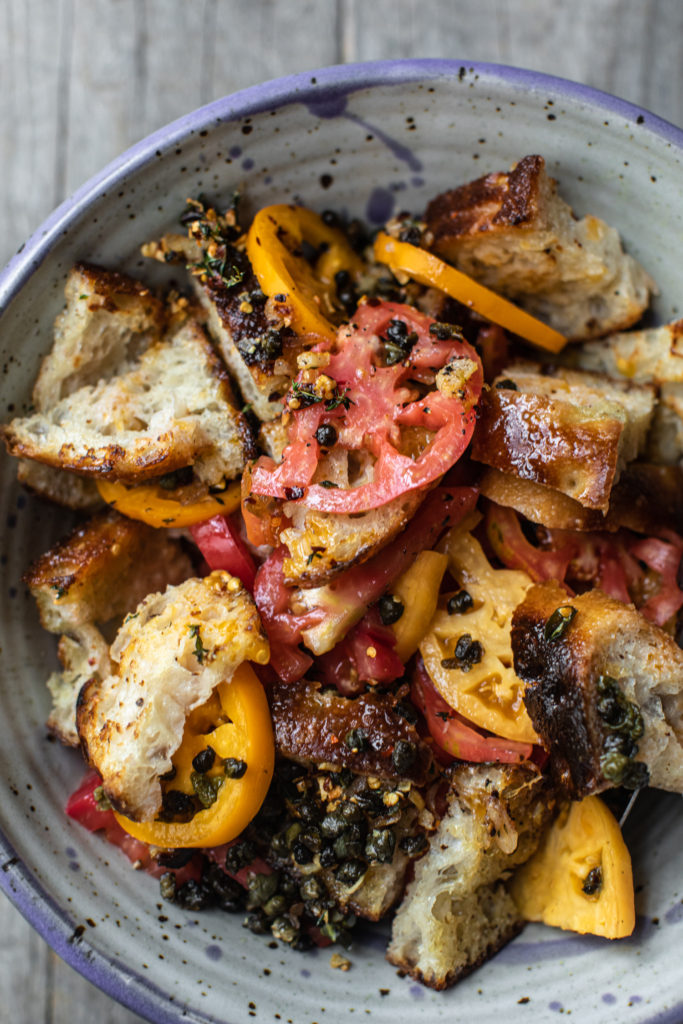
[188,623,207,664]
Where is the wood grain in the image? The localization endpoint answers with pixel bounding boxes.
[0,1,681,1022]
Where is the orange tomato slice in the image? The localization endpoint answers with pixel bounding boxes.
[114,663,274,848]
[96,478,241,528]
[510,795,635,938]
[246,204,363,341]
[373,231,567,354]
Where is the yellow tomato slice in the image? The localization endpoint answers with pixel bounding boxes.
[510,796,635,939]
[373,231,567,354]
[419,518,539,745]
[391,550,448,662]
[96,478,241,528]
[246,204,363,341]
[114,662,274,848]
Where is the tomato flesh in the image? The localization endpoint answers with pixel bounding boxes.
[190,514,257,591]
[249,302,483,513]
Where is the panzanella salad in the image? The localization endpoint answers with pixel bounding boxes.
[6,154,683,989]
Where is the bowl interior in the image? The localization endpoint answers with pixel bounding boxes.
[0,62,682,1024]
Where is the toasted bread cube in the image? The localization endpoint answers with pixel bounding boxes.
[425,155,653,341]
[5,320,253,485]
[472,363,655,511]
[77,573,269,820]
[573,319,683,385]
[23,508,193,634]
[33,262,165,410]
[479,462,683,536]
[512,582,683,797]
[387,764,553,989]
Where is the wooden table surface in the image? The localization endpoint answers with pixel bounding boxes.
[1,1,681,1021]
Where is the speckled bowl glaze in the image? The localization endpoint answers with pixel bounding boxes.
[0,60,682,1024]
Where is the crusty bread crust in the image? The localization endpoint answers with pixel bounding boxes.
[270,678,431,785]
[573,318,683,385]
[425,155,653,341]
[17,459,102,511]
[5,320,254,485]
[512,582,683,796]
[472,363,654,511]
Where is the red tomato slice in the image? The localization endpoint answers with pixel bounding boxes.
[629,532,683,625]
[485,502,575,584]
[411,660,533,764]
[317,607,404,695]
[253,546,325,683]
[190,514,257,592]
[249,301,483,513]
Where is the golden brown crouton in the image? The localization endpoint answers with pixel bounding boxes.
[5,321,253,486]
[425,155,653,341]
[512,582,683,797]
[472,364,654,511]
[77,572,270,820]
[387,764,554,989]
[23,508,192,634]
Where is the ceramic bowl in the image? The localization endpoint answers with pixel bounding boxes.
[0,60,682,1024]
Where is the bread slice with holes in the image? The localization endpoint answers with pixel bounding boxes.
[46,625,113,746]
[16,459,103,511]
[424,155,654,341]
[77,572,269,820]
[4,320,253,485]
[512,581,683,796]
[387,763,554,989]
[472,363,655,511]
[33,262,166,410]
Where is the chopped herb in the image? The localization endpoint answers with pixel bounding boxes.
[188,623,207,664]
[391,740,417,773]
[544,605,577,641]
[51,583,67,599]
[495,378,518,390]
[435,710,452,721]
[319,479,339,489]
[306,549,324,566]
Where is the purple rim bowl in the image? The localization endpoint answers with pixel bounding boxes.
[1,59,682,1024]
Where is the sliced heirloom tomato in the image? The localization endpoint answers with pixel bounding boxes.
[373,231,567,354]
[190,514,257,592]
[114,663,274,849]
[249,301,483,514]
[246,204,363,341]
[97,478,241,528]
[412,658,533,764]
